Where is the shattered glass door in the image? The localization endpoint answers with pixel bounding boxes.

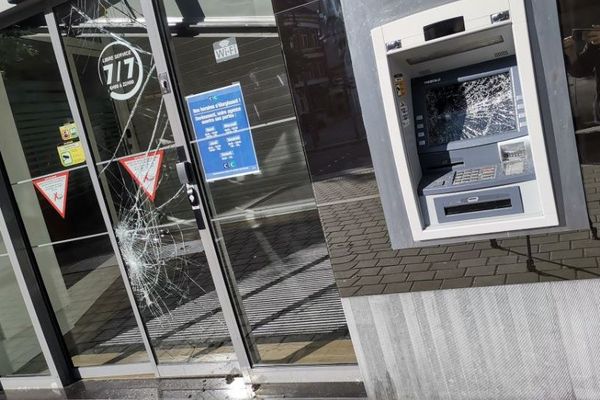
[53,1,236,365]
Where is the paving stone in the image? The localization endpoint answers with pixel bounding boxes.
[576,268,600,279]
[539,275,563,282]
[331,255,356,265]
[498,238,527,247]
[355,284,386,296]
[356,276,383,286]
[473,241,493,249]
[403,263,431,272]
[496,263,529,274]
[401,256,426,264]
[338,286,359,297]
[550,249,583,260]
[441,277,474,289]
[539,241,570,253]
[480,249,509,257]
[357,267,382,277]
[369,237,389,245]
[507,246,537,255]
[451,250,481,260]
[506,272,540,284]
[355,253,376,261]
[529,235,560,245]
[380,265,406,275]
[424,253,453,262]
[334,270,357,279]
[533,260,562,271]
[377,258,403,267]
[571,239,600,249]
[584,247,600,257]
[384,282,412,294]
[411,280,442,291]
[487,255,519,265]
[376,250,398,259]
[458,258,488,268]
[381,273,409,284]
[564,257,597,268]
[465,265,496,276]
[473,275,506,287]
[446,244,474,252]
[337,277,360,287]
[430,261,459,270]
[435,268,467,280]
[396,248,422,256]
[419,246,447,255]
[407,271,436,281]
[559,231,592,241]
[544,269,577,280]
[355,259,378,269]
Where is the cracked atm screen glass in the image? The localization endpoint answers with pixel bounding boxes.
[425,72,518,145]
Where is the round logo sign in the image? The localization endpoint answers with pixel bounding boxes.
[98,41,144,101]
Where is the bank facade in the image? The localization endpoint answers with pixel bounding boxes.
[0,0,598,399]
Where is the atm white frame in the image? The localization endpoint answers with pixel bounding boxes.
[371,0,558,242]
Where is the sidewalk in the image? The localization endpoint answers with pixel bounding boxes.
[0,377,367,399]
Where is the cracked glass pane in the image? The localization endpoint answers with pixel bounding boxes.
[425,72,518,145]
[0,14,149,368]
[56,0,236,364]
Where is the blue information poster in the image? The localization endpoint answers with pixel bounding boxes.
[186,83,260,182]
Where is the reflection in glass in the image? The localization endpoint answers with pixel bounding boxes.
[168,22,355,364]
[33,236,148,367]
[12,168,107,247]
[0,14,149,368]
[274,0,370,179]
[559,0,600,163]
[56,1,236,364]
[215,211,353,364]
[0,255,49,375]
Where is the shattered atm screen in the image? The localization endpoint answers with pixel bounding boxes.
[424,72,518,146]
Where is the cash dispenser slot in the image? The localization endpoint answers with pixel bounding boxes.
[434,186,523,223]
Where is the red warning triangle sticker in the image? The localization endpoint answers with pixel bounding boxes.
[33,171,69,219]
[118,150,164,202]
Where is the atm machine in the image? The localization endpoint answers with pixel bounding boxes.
[371,0,558,244]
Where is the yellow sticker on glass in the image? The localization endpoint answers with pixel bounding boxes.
[59,122,79,141]
[57,142,85,167]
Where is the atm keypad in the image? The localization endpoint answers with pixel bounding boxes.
[453,167,496,185]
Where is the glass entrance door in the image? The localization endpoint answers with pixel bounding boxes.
[155,0,357,366]
[47,0,241,372]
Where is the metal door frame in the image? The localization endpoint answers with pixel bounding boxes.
[0,0,361,389]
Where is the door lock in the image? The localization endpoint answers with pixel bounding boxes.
[158,72,171,94]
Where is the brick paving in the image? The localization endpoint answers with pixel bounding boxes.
[316,165,600,297]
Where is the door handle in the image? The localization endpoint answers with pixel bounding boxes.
[176,160,206,230]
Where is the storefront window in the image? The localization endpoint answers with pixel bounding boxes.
[0,251,49,376]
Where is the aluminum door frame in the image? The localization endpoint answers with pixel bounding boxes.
[42,5,246,383]
[139,0,362,385]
